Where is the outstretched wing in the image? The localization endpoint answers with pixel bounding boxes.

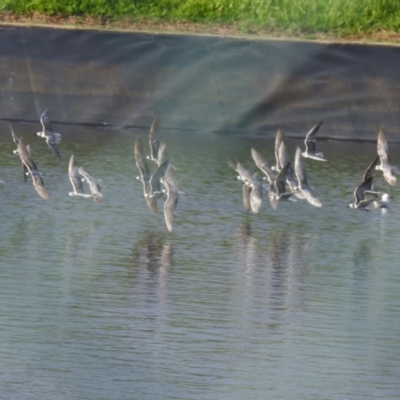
[304,121,323,153]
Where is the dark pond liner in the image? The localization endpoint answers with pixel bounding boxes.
[0,24,399,141]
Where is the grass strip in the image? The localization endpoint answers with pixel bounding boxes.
[0,0,400,38]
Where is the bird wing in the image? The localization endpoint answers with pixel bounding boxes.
[150,160,169,194]
[376,129,397,186]
[135,136,150,181]
[227,158,239,172]
[294,146,308,189]
[383,169,397,186]
[242,183,252,212]
[79,167,103,202]
[274,162,290,195]
[363,156,380,181]
[149,116,160,160]
[235,162,254,184]
[46,136,62,161]
[304,121,323,153]
[162,164,179,191]
[377,127,390,163]
[354,176,373,204]
[274,128,285,171]
[40,108,53,132]
[278,140,291,170]
[32,174,49,200]
[249,181,262,213]
[157,141,169,166]
[68,155,85,194]
[251,148,275,183]
[164,195,178,232]
[303,189,322,208]
[145,196,158,213]
[18,137,38,173]
[10,124,19,145]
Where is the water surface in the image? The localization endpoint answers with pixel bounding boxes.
[0,123,399,399]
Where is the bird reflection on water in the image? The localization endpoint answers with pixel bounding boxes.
[129,231,175,304]
[236,222,258,305]
[268,228,312,312]
[235,222,311,316]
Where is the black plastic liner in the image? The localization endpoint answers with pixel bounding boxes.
[1,25,399,140]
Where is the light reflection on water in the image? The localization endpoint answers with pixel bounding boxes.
[0,123,399,399]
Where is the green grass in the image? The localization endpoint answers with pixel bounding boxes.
[1,0,400,36]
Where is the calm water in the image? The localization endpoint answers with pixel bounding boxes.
[0,123,399,399]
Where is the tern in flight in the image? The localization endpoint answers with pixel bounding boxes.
[348,156,380,210]
[68,155,93,199]
[376,127,398,186]
[10,124,30,156]
[37,108,62,161]
[228,158,263,214]
[268,162,295,201]
[17,137,49,199]
[10,124,31,182]
[78,167,103,203]
[294,146,322,207]
[302,121,326,161]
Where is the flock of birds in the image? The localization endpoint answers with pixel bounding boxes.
[8,110,184,232]
[5,110,398,234]
[134,117,186,232]
[10,109,103,203]
[228,121,396,212]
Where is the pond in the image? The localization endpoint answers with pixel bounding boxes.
[0,122,399,399]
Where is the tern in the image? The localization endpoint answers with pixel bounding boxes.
[17,137,49,199]
[348,177,376,209]
[302,121,326,161]
[348,157,380,209]
[37,109,62,161]
[68,155,92,199]
[278,140,304,198]
[10,125,31,181]
[135,136,158,213]
[268,161,295,202]
[10,124,30,156]
[294,146,322,207]
[78,167,103,203]
[376,127,398,186]
[228,158,263,213]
